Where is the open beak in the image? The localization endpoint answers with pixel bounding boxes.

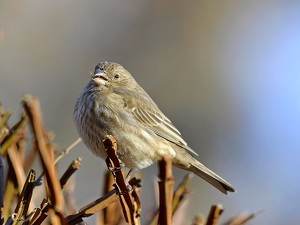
[92,70,109,86]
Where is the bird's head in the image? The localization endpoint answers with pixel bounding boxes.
[91,61,134,90]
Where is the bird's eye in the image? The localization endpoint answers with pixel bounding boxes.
[114,74,120,79]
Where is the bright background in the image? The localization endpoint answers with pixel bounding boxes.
[1,1,300,224]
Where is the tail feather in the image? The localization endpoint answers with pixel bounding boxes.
[190,161,235,194]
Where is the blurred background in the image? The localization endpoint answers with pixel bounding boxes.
[1,0,300,224]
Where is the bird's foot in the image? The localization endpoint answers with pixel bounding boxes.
[105,157,125,172]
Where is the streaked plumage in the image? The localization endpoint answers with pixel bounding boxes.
[73,61,235,194]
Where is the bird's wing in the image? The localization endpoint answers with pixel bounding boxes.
[132,107,198,156]
[117,88,198,156]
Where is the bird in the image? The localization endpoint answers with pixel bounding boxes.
[73,61,235,194]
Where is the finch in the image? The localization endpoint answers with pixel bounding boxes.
[73,61,235,194]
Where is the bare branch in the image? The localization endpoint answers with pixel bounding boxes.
[1,115,27,156]
[54,138,81,165]
[22,95,65,225]
[205,204,223,225]
[224,210,264,225]
[157,158,174,225]
[60,157,82,189]
[172,173,193,215]
[65,178,141,225]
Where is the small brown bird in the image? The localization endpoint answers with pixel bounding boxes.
[74,61,235,194]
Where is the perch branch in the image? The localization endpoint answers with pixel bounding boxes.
[100,171,121,225]
[103,135,141,225]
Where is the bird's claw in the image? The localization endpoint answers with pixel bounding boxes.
[114,183,133,196]
[105,157,125,173]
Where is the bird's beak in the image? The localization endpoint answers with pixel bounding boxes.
[92,70,109,86]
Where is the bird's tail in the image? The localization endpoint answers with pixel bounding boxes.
[189,160,235,194]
